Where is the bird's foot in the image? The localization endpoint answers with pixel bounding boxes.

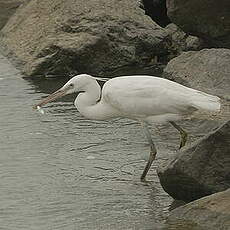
[140,177,152,186]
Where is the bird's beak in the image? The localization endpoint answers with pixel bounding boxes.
[33,87,69,109]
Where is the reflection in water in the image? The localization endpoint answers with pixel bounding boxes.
[0,54,219,230]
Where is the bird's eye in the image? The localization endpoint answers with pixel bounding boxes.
[69,83,74,88]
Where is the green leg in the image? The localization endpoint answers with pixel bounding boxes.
[140,122,157,182]
[169,121,188,149]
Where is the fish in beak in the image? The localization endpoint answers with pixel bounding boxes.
[33,86,70,109]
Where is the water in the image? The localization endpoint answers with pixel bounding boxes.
[0,53,218,230]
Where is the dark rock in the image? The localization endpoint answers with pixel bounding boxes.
[158,121,230,202]
[164,189,230,230]
[141,0,171,27]
[165,23,204,56]
[0,0,29,30]
[166,0,230,48]
[0,0,171,77]
[163,48,230,100]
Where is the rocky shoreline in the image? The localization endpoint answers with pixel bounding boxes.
[0,0,229,229]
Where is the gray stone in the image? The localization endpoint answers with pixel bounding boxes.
[164,189,230,230]
[0,0,29,30]
[0,0,171,77]
[163,48,230,100]
[158,121,230,202]
[166,0,230,48]
[165,23,203,56]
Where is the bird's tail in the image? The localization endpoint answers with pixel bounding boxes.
[190,91,230,121]
[192,91,221,112]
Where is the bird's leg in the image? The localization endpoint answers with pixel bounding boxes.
[140,122,157,182]
[169,121,188,149]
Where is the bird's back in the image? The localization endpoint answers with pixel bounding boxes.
[101,76,220,123]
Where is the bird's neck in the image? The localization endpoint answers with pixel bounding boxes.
[75,80,119,120]
[74,80,111,120]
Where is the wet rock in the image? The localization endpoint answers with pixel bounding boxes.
[141,0,171,27]
[166,0,230,48]
[158,121,230,202]
[0,0,171,77]
[0,0,29,30]
[164,189,230,230]
[163,48,230,99]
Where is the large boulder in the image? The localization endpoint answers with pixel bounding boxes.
[158,48,230,202]
[163,48,230,99]
[166,0,230,48]
[158,121,230,202]
[164,189,230,230]
[0,0,29,30]
[0,0,171,77]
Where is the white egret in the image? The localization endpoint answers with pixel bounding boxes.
[34,74,221,181]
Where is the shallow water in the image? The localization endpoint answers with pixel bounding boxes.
[0,53,218,230]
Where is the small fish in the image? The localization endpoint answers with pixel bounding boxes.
[37,106,45,114]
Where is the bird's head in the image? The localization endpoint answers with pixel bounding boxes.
[33,74,93,109]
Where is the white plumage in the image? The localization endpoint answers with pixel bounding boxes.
[34,74,221,181]
[69,75,220,123]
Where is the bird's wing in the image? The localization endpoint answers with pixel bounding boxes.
[101,76,196,118]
